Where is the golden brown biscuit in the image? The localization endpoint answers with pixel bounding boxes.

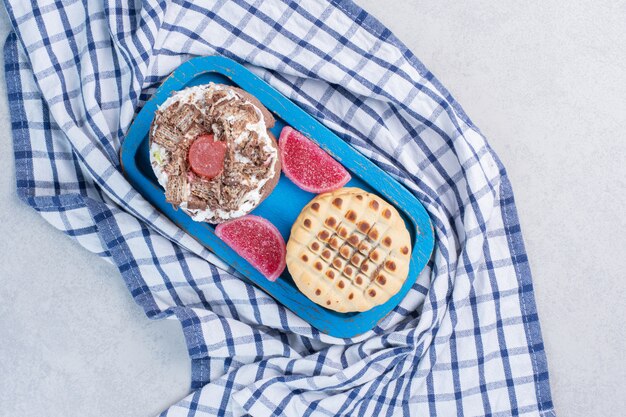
[286,187,412,312]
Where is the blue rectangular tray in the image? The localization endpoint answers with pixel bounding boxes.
[120,56,434,338]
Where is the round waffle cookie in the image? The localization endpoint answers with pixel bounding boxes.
[286,187,412,313]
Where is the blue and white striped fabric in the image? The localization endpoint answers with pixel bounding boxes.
[4,1,555,416]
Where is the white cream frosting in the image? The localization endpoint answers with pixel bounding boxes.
[149,83,278,222]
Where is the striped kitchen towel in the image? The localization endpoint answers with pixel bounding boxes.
[3,0,555,416]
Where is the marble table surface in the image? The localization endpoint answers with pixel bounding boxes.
[1,1,624,416]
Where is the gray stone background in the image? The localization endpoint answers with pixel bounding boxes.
[1,1,624,416]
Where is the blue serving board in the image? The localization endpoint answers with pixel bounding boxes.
[120,56,434,338]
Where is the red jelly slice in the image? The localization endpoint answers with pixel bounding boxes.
[189,134,227,179]
[215,215,286,281]
[279,126,351,193]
